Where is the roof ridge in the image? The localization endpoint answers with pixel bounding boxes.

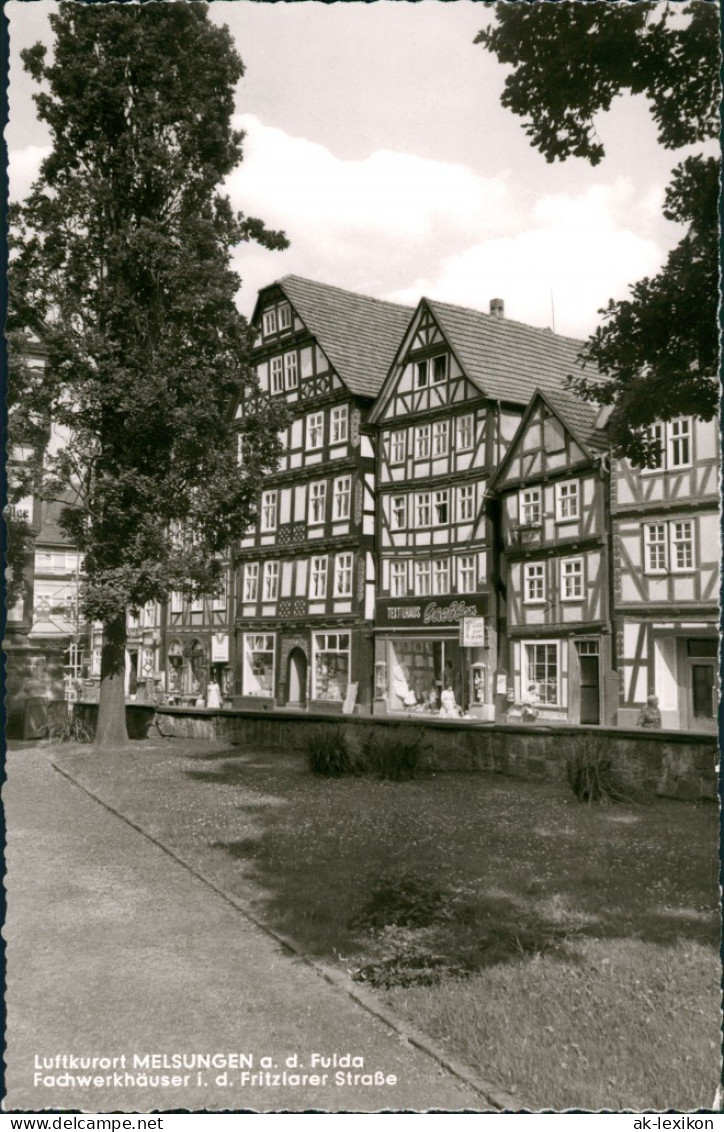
[278,275,414,314]
[425,296,586,349]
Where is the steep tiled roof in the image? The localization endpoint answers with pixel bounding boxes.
[426,298,592,406]
[273,276,414,398]
[543,387,610,454]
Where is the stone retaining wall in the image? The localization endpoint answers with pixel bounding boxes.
[61,701,718,803]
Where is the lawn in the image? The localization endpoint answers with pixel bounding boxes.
[54,738,721,1111]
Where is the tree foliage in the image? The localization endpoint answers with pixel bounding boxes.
[476,1,719,462]
[9,2,289,742]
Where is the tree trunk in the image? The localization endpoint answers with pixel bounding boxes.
[95,613,130,750]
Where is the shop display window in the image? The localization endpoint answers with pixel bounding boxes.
[313,632,350,701]
[384,638,470,714]
[243,633,275,697]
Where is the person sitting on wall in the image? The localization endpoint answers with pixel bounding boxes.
[637,693,662,728]
[521,683,540,723]
[393,665,418,709]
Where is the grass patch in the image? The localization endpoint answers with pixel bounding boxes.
[53,739,721,1110]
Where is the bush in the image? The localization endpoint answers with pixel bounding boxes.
[45,711,93,744]
[565,736,628,804]
[304,725,360,777]
[362,728,429,781]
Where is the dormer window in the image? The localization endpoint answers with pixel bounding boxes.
[278,303,292,331]
[262,309,277,337]
[416,360,428,388]
[431,354,447,384]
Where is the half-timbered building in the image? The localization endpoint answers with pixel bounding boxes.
[369,297,591,719]
[233,276,412,712]
[611,416,719,731]
[489,388,615,724]
[161,567,234,704]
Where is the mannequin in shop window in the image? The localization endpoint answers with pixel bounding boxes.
[439,679,462,718]
[393,664,418,709]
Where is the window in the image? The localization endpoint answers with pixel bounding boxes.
[262,310,277,337]
[170,591,183,613]
[456,414,474,451]
[260,491,277,532]
[414,560,431,596]
[310,556,328,599]
[671,520,694,571]
[313,632,350,702]
[271,356,284,394]
[644,524,667,573]
[307,412,324,449]
[333,476,351,521]
[556,481,579,522]
[331,406,348,443]
[415,424,430,459]
[560,557,583,600]
[433,420,448,457]
[263,561,279,601]
[524,562,545,603]
[391,495,406,530]
[668,418,691,468]
[416,360,428,388]
[390,561,407,597]
[190,594,204,613]
[334,553,353,597]
[431,354,447,384]
[433,558,450,595]
[520,487,542,527]
[458,555,476,593]
[212,576,228,611]
[643,422,664,469]
[458,484,474,521]
[434,489,449,525]
[284,352,298,390]
[278,303,292,331]
[524,642,559,705]
[391,431,406,463]
[242,633,275,697]
[236,432,245,466]
[309,481,327,524]
[415,492,431,527]
[243,563,259,602]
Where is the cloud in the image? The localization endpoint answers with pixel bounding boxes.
[8,144,50,201]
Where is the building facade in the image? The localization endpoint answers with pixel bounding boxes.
[611,415,719,732]
[232,276,412,713]
[490,389,616,725]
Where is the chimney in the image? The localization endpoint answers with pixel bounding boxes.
[489,298,504,318]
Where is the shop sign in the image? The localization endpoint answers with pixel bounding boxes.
[377,597,484,628]
[211,633,229,662]
[459,617,485,647]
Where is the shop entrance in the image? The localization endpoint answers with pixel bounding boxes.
[287,648,308,706]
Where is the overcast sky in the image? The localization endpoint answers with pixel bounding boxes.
[6,0,701,338]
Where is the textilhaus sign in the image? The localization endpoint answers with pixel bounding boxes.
[376,597,486,628]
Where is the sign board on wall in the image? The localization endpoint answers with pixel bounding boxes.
[459,617,485,647]
[376,596,486,629]
[211,633,229,663]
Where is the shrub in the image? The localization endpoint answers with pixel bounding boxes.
[362,728,429,781]
[45,711,93,744]
[565,736,628,804]
[304,725,360,777]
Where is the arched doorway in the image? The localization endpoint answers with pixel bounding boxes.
[287,648,308,707]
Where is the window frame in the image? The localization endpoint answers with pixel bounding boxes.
[560,556,583,601]
[668,418,692,469]
[390,494,407,531]
[670,519,694,573]
[432,557,450,595]
[519,487,542,527]
[330,405,349,444]
[433,419,449,457]
[434,489,449,526]
[270,355,284,395]
[458,554,476,593]
[391,430,406,464]
[334,552,353,598]
[390,560,408,597]
[307,411,324,450]
[278,303,292,331]
[555,480,580,523]
[523,640,560,706]
[523,561,546,604]
[333,475,351,521]
[415,492,431,528]
[456,414,474,451]
[263,560,280,601]
[431,354,447,385]
[309,555,328,599]
[262,309,277,337]
[309,480,327,526]
[458,483,475,522]
[243,563,259,603]
[414,559,431,596]
[415,424,431,460]
[284,351,298,390]
[644,523,668,574]
[260,490,277,532]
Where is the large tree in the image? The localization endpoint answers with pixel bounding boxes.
[476,1,719,464]
[9,2,289,748]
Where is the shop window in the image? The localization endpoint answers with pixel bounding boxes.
[458,484,474,522]
[560,557,583,600]
[334,553,353,597]
[263,561,279,601]
[384,638,468,714]
[331,406,348,443]
[333,476,351,521]
[243,563,259,602]
[391,431,406,464]
[242,633,275,697]
[391,495,406,530]
[313,632,350,702]
[433,420,448,457]
[523,641,559,705]
[456,414,474,451]
[432,558,450,595]
[310,556,328,599]
[390,561,408,597]
[524,562,545,603]
[414,560,431,596]
[556,480,579,522]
